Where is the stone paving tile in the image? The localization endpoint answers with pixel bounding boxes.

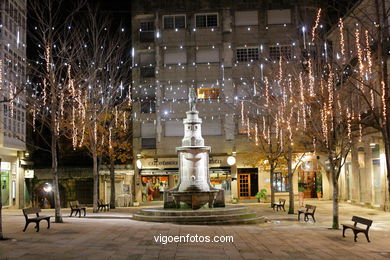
[1,201,390,259]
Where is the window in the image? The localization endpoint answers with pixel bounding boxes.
[267,9,292,25]
[140,67,155,78]
[140,21,154,42]
[141,138,156,149]
[196,48,219,63]
[269,45,292,60]
[140,21,154,32]
[197,88,220,99]
[273,172,289,192]
[163,15,186,29]
[236,47,259,62]
[197,83,220,99]
[141,101,156,113]
[195,13,218,28]
[139,85,156,99]
[235,11,258,26]
[164,49,187,65]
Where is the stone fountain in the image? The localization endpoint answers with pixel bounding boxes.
[133,88,264,224]
[164,87,222,210]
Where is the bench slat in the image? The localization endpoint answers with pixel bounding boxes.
[23,207,41,215]
[352,216,373,226]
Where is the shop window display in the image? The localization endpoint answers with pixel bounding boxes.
[141,176,170,201]
[210,171,231,196]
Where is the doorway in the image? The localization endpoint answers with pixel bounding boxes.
[298,161,322,198]
[1,171,9,206]
[238,168,258,199]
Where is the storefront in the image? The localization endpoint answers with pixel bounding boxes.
[1,161,17,207]
[99,167,134,207]
[298,160,323,199]
[138,156,232,201]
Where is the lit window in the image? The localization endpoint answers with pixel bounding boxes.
[273,172,289,192]
[197,88,220,99]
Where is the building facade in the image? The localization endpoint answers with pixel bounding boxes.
[0,0,27,209]
[31,166,134,208]
[327,0,390,210]
[131,0,323,203]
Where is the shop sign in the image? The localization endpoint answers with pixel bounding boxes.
[25,170,34,178]
[1,162,11,171]
[141,169,178,175]
[141,156,228,169]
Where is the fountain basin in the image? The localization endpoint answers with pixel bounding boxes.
[133,206,265,225]
[171,190,219,210]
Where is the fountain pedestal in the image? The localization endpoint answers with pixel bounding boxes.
[164,89,223,209]
[164,111,223,209]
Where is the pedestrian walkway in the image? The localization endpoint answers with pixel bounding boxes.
[1,200,390,259]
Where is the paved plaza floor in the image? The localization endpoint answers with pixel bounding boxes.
[1,200,390,259]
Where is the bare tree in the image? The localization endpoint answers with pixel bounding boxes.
[68,6,131,212]
[330,0,390,206]
[28,0,86,223]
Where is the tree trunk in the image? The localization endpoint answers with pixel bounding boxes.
[109,158,116,209]
[376,0,390,207]
[52,134,63,223]
[0,158,3,239]
[383,136,390,206]
[287,145,294,214]
[270,165,275,206]
[332,169,339,229]
[93,149,98,213]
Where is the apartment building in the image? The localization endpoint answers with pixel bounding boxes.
[131,0,321,202]
[0,0,27,209]
[327,0,390,210]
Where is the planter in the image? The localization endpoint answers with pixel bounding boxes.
[317,192,322,199]
[231,199,239,204]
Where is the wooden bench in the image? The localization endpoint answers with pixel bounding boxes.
[69,201,86,217]
[98,199,110,212]
[22,208,50,232]
[298,204,316,222]
[272,199,286,211]
[342,216,373,242]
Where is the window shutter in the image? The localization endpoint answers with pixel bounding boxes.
[140,53,155,66]
[196,48,219,63]
[141,122,156,138]
[165,120,184,137]
[267,9,292,25]
[203,120,222,136]
[164,50,187,65]
[164,85,188,100]
[235,11,258,26]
